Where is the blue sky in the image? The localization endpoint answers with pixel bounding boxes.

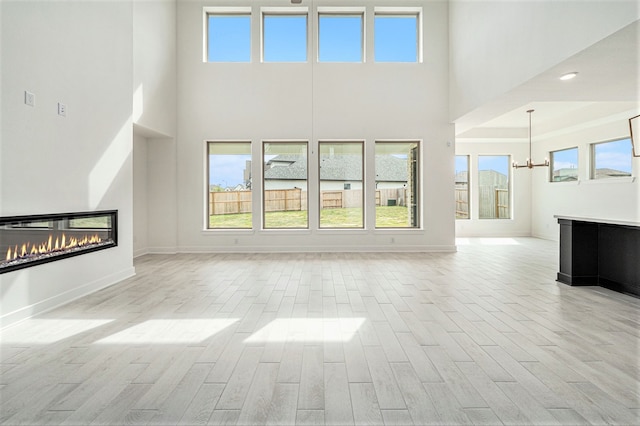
[208,12,417,63]
[455,155,468,176]
[264,15,307,62]
[479,155,509,177]
[208,15,251,62]
[210,155,251,188]
[594,138,632,172]
[319,15,362,62]
[374,15,417,62]
[552,147,578,170]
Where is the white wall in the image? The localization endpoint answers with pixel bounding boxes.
[0,0,134,327]
[449,0,640,121]
[455,141,533,237]
[132,0,177,256]
[146,136,178,253]
[174,0,455,252]
[532,118,639,241]
[133,0,177,138]
[133,133,149,256]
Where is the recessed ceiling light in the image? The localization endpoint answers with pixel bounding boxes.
[560,72,578,81]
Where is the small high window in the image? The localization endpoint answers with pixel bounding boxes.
[478,156,510,219]
[374,9,420,63]
[206,11,251,62]
[262,12,308,62]
[591,138,633,179]
[550,147,578,182]
[455,155,470,219]
[318,12,363,62]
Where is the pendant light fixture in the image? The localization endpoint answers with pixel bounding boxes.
[512,109,549,169]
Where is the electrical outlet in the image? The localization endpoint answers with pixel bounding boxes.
[25,91,35,107]
[58,102,66,117]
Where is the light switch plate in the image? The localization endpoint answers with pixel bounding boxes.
[25,91,35,106]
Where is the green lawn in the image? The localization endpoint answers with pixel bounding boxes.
[375,206,411,228]
[209,206,411,228]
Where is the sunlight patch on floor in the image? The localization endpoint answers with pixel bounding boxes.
[456,237,521,246]
[244,317,366,343]
[94,318,238,344]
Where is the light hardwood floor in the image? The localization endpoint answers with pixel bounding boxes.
[1,238,639,425]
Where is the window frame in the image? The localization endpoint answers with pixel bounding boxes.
[318,141,365,229]
[317,7,365,63]
[590,138,633,180]
[455,155,470,220]
[477,155,511,220]
[261,7,309,63]
[374,140,421,229]
[203,7,252,63]
[549,146,579,183]
[373,7,423,63]
[262,141,309,230]
[206,141,253,230]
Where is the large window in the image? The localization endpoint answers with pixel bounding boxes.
[455,155,469,219]
[206,12,251,62]
[375,142,419,228]
[207,142,252,229]
[263,142,308,229]
[591,138,633,179]
[319,142,364,228]
[262,13,307,62]
[478,156,510,219]
[374,10,419,62]
[318,12,363,62]
[550,147,578,182]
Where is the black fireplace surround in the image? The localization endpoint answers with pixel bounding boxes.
[0,210,117,274]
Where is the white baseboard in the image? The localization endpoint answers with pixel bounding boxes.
[176,245,457,253]
[147,246,178,254]
[133,248,149,258]
[1,267,136,330]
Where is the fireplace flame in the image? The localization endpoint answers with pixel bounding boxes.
[5,233,103,262]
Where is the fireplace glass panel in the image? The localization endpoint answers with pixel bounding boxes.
[0,210,117,274]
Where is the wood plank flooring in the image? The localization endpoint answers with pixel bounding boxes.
[1,237,639,425]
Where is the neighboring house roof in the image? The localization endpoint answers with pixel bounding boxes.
[552,168,578,182]
[264,154,409,181]
[594,168,631,179]
[264,156,308,180]
[375,155,408,182]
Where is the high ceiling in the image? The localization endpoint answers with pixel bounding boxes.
[455,19,640,142]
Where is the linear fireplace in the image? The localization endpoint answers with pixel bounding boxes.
[0,210,117,274]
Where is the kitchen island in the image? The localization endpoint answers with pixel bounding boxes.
[555,215,639,297]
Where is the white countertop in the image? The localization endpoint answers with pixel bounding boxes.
[554,215,640,227]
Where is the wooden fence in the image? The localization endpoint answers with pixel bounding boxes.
[210,187,411,215]
[263,188,303,212]
[210,189,307,215]
[455,187,469,219]
[375,188,407,207]
[478,186,509,219]
[321,189,363,209]
[209,191,252,215]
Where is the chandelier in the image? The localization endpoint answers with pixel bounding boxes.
[512,109,549,169]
